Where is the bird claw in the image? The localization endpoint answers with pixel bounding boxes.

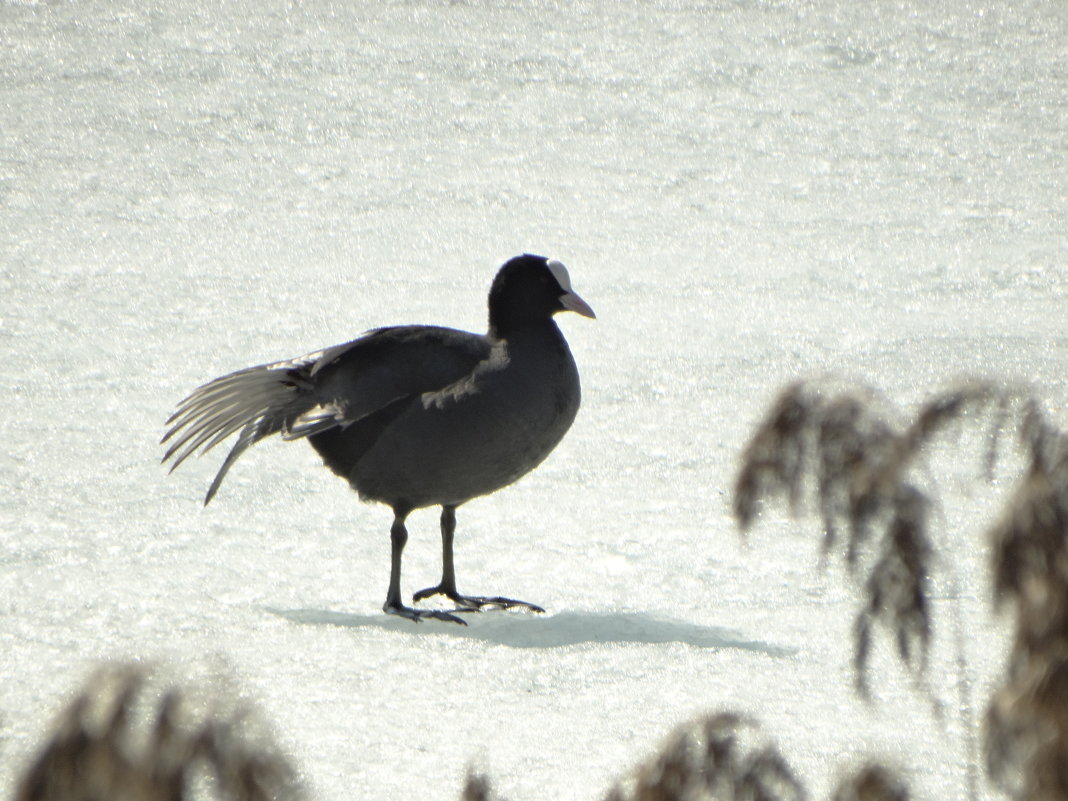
[383,601,467,626]
[413,585,545,614]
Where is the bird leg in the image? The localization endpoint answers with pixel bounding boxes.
[383,510,467,625]
[412,505,545,614]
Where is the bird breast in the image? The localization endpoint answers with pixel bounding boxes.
[349,327,581,509]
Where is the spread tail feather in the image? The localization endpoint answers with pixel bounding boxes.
[162,354,326,503]
[203,419,269,505]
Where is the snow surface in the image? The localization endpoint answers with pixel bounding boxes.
[2,1,1066,799]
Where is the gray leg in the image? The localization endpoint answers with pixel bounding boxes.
[382,508,465,625]
[413,505,545,614]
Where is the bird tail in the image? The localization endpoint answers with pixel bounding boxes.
[161,354,325,505]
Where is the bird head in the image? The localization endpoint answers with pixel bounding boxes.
[488,254,595,336]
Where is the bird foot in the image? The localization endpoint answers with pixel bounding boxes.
[383,600,467,626]
[413,584,545,614]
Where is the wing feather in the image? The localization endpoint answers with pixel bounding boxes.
[162,326,493,502]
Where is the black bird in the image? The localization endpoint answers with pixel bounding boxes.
[162,254,595,624]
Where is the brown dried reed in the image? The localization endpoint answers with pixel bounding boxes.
[984,402,1068,801]
[735,377,1068,801]
[603,713,804,801]
[733,379,1020,695]
[13,664,302,801]
[829,763,910,801]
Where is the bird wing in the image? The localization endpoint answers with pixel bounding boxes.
[161,325,491,503]
[291,325,492,435]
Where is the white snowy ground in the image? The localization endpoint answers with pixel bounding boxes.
[1,1,1066,799]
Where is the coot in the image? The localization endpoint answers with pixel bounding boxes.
[163,254,594,623]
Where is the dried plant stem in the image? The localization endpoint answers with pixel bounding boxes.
[946,564,980,801]
[735,376,1068,801]
[733,379,1015,694]
[13,663,302,801]
[604,713,805,801]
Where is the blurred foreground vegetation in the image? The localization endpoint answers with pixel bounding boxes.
[12,379,1068,801]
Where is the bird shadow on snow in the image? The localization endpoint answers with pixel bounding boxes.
[265,607,793,656]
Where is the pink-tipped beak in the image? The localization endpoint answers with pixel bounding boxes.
[561,291,596,319]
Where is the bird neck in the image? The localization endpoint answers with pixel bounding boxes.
[488,315,561,342]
